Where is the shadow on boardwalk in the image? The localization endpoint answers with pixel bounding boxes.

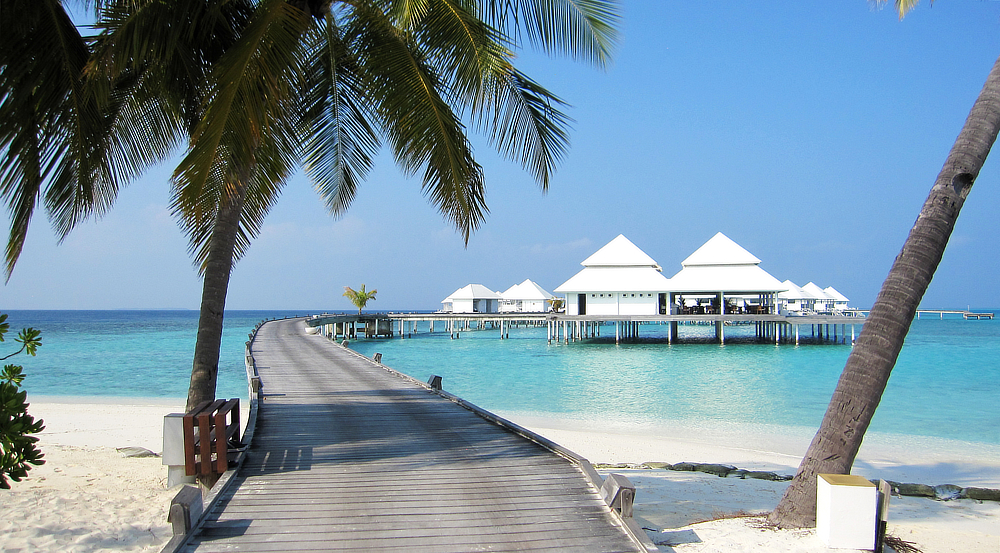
[178,317,649,553]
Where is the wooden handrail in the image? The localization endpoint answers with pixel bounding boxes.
[183,398,241,476]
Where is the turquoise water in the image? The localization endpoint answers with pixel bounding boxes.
[6,310,305,401]
[6,310,999,445]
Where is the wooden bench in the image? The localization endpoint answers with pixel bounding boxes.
[183,398,241,476]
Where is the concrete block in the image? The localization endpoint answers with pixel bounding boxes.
[817,473,877,550]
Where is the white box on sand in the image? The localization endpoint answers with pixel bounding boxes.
[817,473,877,550]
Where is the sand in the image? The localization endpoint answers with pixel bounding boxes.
[1,399,997,553]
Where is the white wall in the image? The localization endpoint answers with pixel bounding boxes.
[566,292,658,316]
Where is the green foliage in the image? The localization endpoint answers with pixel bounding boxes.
[0,313,45,489]
[343,284,377,314]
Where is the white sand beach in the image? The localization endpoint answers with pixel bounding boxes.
[2,399,997,552]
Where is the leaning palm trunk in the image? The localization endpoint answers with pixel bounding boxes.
[769,54,1000,528]
[186,181,249,413]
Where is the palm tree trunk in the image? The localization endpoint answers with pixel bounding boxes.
[185,181,249,413]
[769,54,1000,528]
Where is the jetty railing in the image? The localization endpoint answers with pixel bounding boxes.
[161,320,266,553]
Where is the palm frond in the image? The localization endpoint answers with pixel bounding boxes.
[478,66,570,189]
[171,0,310,271]
[483,0,620,68]
[894,0,924,19]
[348,0,487,242]
[300,16,381,216]
[0,0,111,277]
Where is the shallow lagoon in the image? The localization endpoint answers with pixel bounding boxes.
[9,309,999,445]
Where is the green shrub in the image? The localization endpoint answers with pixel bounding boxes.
[0,313,45,489]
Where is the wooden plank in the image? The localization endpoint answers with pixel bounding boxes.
[182,317,643,553]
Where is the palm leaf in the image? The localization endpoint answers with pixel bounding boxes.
[482,0,620,68]
[478,67,570,189]
[171,0,311,271]
[348,0,487,242]
[300,16,381,216]
[0,0,110,277]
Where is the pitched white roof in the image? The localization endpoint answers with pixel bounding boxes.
[667,265,785,293]
[778,280,813,300]
[555,267,672,293]
[501,279,552,301]
[681,232,760,266]
[823,286,850,303]
[801,282,833,300]
[581,234,661,270]
[442,283,501,302]
[555,236,670,293]
[667,233,784,293]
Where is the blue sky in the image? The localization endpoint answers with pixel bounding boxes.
[4,1,1000,311]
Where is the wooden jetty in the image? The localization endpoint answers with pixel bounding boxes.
[306,311,869,345]
[173,317,653,553]
[913,309,994,320]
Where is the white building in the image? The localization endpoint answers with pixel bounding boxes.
[824,286,850,312]
[554,235,671,316]
[666,232,786,314]
[801,282,834,313]
[778,280,815,313]
[500,279,553,313]
[440,284,501,313]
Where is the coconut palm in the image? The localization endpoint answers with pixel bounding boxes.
[2,0,620,412]
[344,284,377,314]
[769,1,1000,527]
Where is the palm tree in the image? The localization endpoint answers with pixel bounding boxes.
[2,0,620,413]
[769,1,1000,527]
[344,284,377,314]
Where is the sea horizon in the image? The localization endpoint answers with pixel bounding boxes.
[8,308,1000,450]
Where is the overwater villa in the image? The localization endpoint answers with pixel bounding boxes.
[554,232,797,317]
[663,232,786,315]
[554,234,671,316]
[500,279,554,313]
[440,284,502,313]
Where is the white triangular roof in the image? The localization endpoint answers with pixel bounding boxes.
[442,283,501,302]
[801,282,833,300]
[823,286,850,302]
[581,234,661,270]
[778,280,813,300]
[667,233,783,293]
[501,279,552,301]
[555,236,669,293]
[681,232,760,267]
[555,266,672,293]
[667,265,785,293]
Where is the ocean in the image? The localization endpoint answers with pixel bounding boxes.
[7,309,999,446]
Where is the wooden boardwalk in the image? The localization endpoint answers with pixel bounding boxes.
[181,318,647,552]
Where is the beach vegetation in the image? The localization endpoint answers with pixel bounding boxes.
[343,284,377,314]
[0,313,45,489]
[0,0,620,415]
[770,0,1000,527]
